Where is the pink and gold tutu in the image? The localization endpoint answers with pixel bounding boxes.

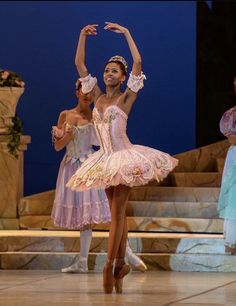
[67,104,178,191]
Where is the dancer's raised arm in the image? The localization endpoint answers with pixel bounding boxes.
[104,22,146,109]
[75,24,97,77]
[104,22,142,76]
[75,24,102,102]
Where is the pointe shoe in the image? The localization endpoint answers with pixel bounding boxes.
[132,260,147,272]
[114,263,130,294]
[61,257,88,273]
[126,252,147,272]
[103,261,114,294]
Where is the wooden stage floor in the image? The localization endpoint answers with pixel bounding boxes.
[0,270,235,305]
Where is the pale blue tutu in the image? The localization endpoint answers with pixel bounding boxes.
[218,145,236,247]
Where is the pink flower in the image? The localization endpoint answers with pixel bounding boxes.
[0,69,25,87]
[15,80,25,87]
[1,71,10,79]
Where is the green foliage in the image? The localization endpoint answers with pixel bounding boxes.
[0,69,25,88]
[7,115,24,158]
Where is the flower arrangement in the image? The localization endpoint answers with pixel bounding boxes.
[0,69,25,157]
[7,114,24,159]
[0,69,25,88]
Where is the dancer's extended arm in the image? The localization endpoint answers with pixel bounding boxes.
[104,22,146,110]
[53,112,74,151]
[75,24,102,102]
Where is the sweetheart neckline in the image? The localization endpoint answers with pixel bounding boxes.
[65,122,93,129]
[93,105,128,119]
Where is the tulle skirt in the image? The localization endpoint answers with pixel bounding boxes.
[224,219,236,248]
[218,145,236,247]
[67,145,178,192]
[51,157,111,230]
[218,145,236,220]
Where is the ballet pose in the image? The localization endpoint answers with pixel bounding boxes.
[218,75,236,254]
[67,22,178,293]
[51,80,147,273]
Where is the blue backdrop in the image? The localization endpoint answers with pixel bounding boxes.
[0,1,196,195]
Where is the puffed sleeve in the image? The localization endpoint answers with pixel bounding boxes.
[127,72,147,93]
[79,74,97,94]
[220,107,236,136]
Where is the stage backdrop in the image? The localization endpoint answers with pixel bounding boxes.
[0,1,196,195]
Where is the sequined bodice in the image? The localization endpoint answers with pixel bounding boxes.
[65,123,97,161]
[93,105,132,153]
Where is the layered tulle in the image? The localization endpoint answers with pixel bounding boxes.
[67,105,178,192]
[52,156,111,229]
[51,123,111,230]
[218,145,236,247]
[67,145,178,191]
[218,145,236,220]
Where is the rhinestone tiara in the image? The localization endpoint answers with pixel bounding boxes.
[108,55,128,72]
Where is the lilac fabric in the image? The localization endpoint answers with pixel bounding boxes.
[220,106,236,136]
[51,123,111,230]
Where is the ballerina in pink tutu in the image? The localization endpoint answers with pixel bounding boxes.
[51,79,147,274]
[67,22,178,293]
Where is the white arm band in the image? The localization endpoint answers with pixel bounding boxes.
[127,72,146,93]
[79,74,97,94]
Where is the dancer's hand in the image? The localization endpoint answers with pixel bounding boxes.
[65,124,75,139]
[104,22,128,34]
[81,24,98,36]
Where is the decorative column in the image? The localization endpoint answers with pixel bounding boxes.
[0,87,25,132]
[0,134,31,229]
[0,84,30,229]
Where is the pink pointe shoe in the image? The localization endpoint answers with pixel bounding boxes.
[125,243,147,272]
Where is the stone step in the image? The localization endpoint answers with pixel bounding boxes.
[127,201,218,218]
[1,252,236,272]
[173,139,229,173]
[216,158,225,173]
[19,187,221,217]
[0,218,19,230]
[170,172,222,187]
[0,230,224,254]
[19,198,218,218]
[18,216,223,233]
[19,190,55,216]
[130,186,220,202]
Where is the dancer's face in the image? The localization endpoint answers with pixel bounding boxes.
[76,89,93,105]
[103,62,126,86]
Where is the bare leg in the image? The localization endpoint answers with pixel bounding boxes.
[107,185,130,261]
[105,186,114,207]
[103,185,131,293]
[103,187,115,293]
[105,186,147,273]
[106,186,129,261]
[116,209,128,260]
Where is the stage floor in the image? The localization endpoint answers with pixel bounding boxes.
[0,271,235,305]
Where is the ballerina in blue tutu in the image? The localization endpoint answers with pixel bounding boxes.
[218,75,236,254]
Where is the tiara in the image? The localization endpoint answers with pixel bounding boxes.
[108,55,128,72]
